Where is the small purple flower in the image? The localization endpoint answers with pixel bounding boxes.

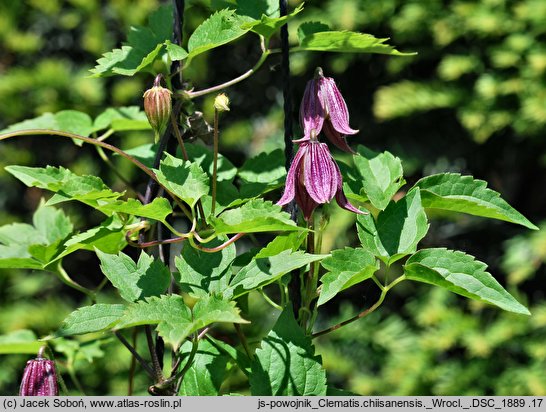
[277,140,365,220]
[19,349,59,396]
[299,67,359,153]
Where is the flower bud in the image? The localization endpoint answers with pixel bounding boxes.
[214,93,230,112]
[143,74,172,142]
[20,349,59,396]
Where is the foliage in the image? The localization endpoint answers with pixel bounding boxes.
[0,0,542,397]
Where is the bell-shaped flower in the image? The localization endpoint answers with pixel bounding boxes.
[277,139,365,220]
[19,350,59,396]
[299,67,359,153]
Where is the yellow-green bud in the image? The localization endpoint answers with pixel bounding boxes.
[143,74,172,141]
[214,93,230,112]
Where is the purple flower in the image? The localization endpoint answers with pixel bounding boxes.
[19,352,59,396]
[299,67,359,153]
[277,140,365,220]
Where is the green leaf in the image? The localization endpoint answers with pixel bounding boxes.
[236,0,280,19]
[210,199,301,235]
[122,143,157,168]
[187,10,250,63]
[242,4,303,40]
[318,247,379,306]
[296,31,415,56]
[5,165,123,210]
[55,304,126,337]
[224,250,326,299]
[254,232,307,258]
[93,106,149,133]
[0,110,93,146]
[185,144,237,182]
[414,173,538,230]
[155,154,209,209]
[96,250,170,302]
[165,41,188,61]
[174,237,236,298]
[0,330,44,354]
[60,215,129,258]
[250,308,327,395]
[178,339,231,395]
[205,336,252,377]
[115,295,246,350]
[90,5,174,76]
[357,188,429,265]
[297,21,330,43]
[32,201,73,244]
[97,197,172,223]
[352,145,405,210]
[404,248,530,315]
[238,148,286,184]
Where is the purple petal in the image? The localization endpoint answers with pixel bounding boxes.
[277,144,307,206]
[300,78,325,138]
[304,142,338,204]
[320,77,359,136]
[323,121,356,154]
[332,161,367,215]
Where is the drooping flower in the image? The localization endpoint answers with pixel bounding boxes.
[143,74,172,142]
[299,67,359,153]
[277,138,365,220]
[20,348,59,396]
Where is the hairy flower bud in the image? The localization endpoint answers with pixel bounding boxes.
[214,93,230,112]
[143,74,172,142]
[19,349,59,396]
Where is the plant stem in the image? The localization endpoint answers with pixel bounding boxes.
[53,263,96,302]
[234,324,253,360]
[145,325,164,383]
[190,232,245,253]
[128,328,138,396]
[211,107,219,216]
[186,50,270,99]
[114,331,156,379]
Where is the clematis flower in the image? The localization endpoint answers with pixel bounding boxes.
[19,348,59,396]
[277,138,365,221]
[299,67,359,153]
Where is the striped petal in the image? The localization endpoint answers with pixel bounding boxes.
[277,143,308,206]
[300,78,325,138]
[320,77,359,136]
[304,142,338,204]
[323,121,356,153]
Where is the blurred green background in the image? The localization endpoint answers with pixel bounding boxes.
[0,0,545,395]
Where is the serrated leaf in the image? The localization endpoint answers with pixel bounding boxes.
[297,21,330,43]
[242,4,303,40]
[236,0,279,19]
[414,173,538,230]
[174,237,236,298]
[93,106,149,133]
[96,250,170,302]
[255,232,307,258]
[353,145,405,210]
[155,154,209,209]
[90,5,173,77]
[238,149,286,184]
[55,304,126,337]
[210,199,301,235]
[165,41,189,61]
[115,295,246,349]
[185,144,237,182]
[97,197,172,223]
[224,250,326,299]
[122,143,157,168]
[187,10,250,63]
[60,215,129,259]
[0,330,43,354]
[178,339,230,395]
[296,31,415,55]
[357,188,429,265]
[318,248,379,306]
[205,336,252,377]
[0,110,93,146]
[250,308,327,395]
[404,248,530,315]
[5,165,123,210]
